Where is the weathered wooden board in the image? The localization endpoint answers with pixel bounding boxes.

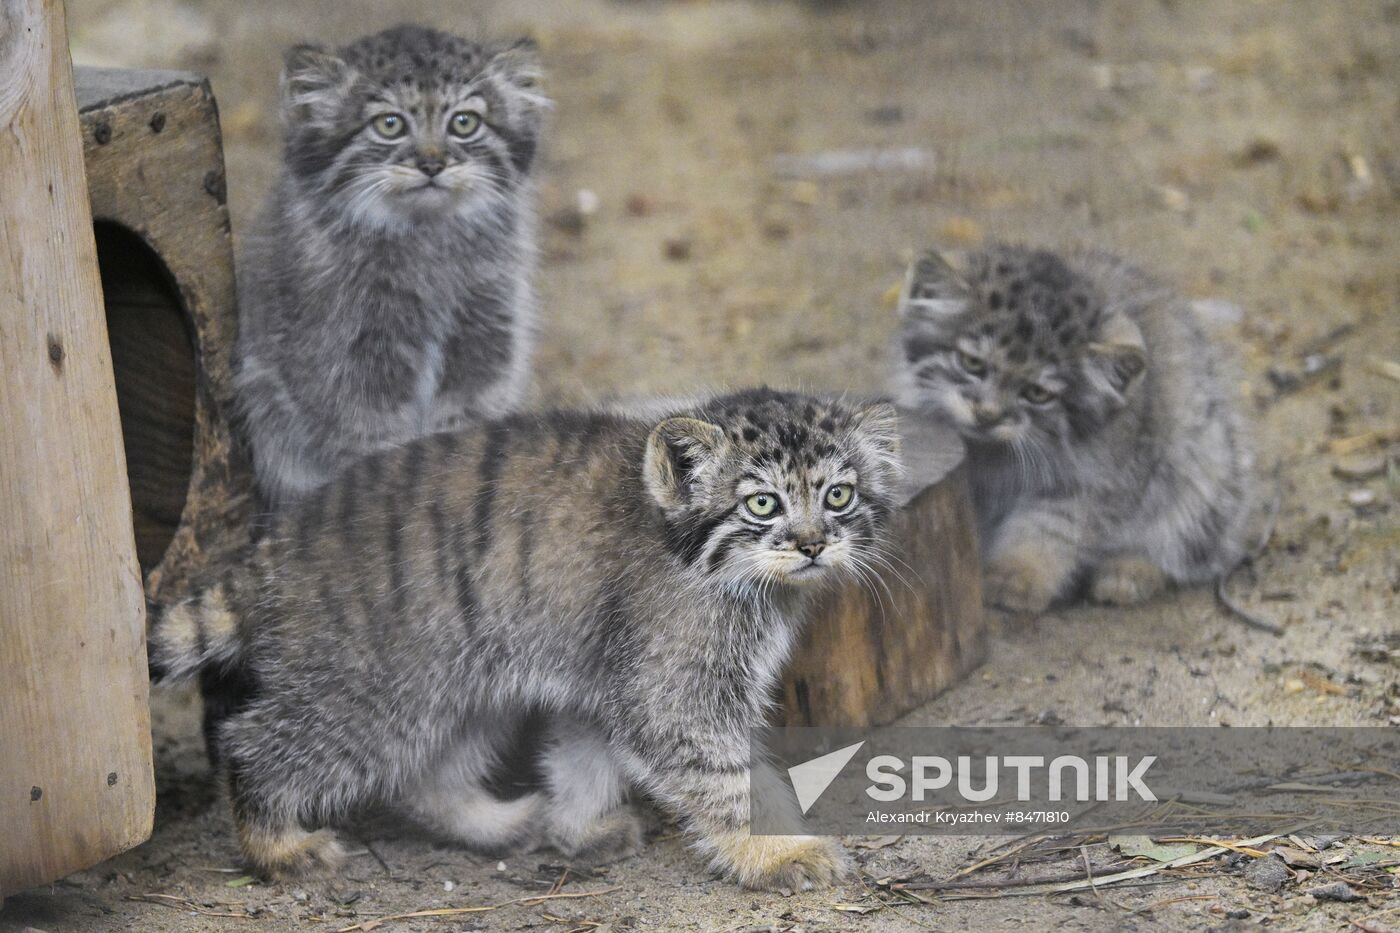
[75,66,255,603]
[781,414,985,727]
[0,0,154,896]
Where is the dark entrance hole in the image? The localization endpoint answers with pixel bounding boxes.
[94,221,197,573]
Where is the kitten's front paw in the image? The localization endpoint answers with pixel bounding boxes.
[710,831,848,892]
[985,555,1060,615]
[1090,556,1167,606]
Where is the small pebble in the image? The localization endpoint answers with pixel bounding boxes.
[443,880,455,892]
[1243,854,1291,893]
[1309,881,1362,902]
[663,237,692,261]
[1346,488,1377,508]
[575,189,599,216]
[496,861,506,872]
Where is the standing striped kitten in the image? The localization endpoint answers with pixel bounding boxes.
[235,25,547,509]
[894,244,1251,612]
[149,389,902,889]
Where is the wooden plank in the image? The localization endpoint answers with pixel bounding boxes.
[75,66,255,604]
[0,0,154,897]
[782,415,986,726]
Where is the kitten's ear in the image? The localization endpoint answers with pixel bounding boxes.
[485,38,549,173]
[1083,313,1147,404]
[644,417,728,510]
[898,250,970,322]
[280,44,355,126]
[850,401,901,460]
[488,38,546,94]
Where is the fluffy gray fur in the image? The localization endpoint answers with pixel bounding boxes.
[893,243,1252,612]
[149,389,903,890]
[235,25,547,508]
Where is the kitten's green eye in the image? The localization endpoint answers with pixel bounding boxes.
[1022,384,1057,405]
[371,113,408,139]
[957,349,987,376]
[449,110,483,138]
[745,493,779,518]
[825,483,854,511]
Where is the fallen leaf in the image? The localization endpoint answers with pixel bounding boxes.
[1299,670,1347,695]
[1270,846,1321,869]
[1108,834,1201,862]
[1343,851,1395,869]
[832,903,883,914]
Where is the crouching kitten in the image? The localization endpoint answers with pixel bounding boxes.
[894,244,1252,612]
[149,389,902,890]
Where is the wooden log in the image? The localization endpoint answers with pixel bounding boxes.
[0,0,154,896]
[74,67,255,603]
[781,415,985,727]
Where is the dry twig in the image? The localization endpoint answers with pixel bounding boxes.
[333,885,621,933]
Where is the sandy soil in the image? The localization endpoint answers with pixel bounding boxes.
[5,1,1397,930]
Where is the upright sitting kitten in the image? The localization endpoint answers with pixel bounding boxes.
[894,244,1251,612]
[149,389,902,890]
[236,25,547,508]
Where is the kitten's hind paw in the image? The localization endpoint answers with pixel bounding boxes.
[552,807,645,867]
[985,555,1060,615]
[709,831,848,892]
[239,823,346,880]
[1090,556,1167,606]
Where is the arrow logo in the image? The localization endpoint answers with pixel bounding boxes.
[787,741,866,815]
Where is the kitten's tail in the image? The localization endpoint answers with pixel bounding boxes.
[147,583,244,683]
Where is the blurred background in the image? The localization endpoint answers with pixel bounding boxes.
[67,0,1398,407]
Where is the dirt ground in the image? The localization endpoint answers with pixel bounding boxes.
[5,0,1398,930]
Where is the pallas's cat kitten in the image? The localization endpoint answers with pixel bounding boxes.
[894,244,1251,612]
[236,25,546,508]
[150,389,902,890]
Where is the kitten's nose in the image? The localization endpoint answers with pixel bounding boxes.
[972,403,1005,428]
[417,158,445,177]
[795,534,826,560]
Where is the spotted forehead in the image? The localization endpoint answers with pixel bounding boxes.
[711,398,854,474]
[342,28,489,90]
[964,248,1103,365]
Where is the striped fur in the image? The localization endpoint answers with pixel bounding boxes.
[149,389,901,888]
